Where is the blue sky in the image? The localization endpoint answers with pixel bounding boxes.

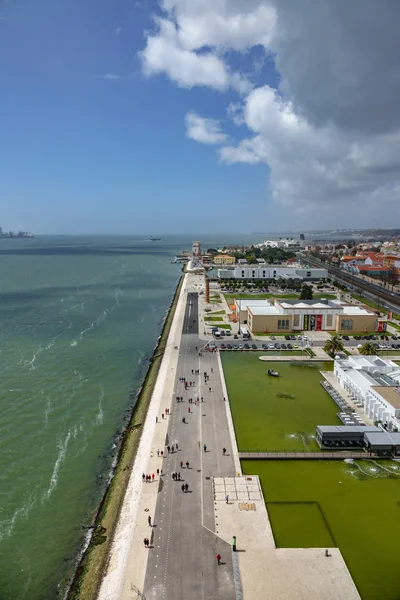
[1,0,400,233]
[0,0,275,234]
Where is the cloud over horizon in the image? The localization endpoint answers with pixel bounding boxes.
[140,0,400,224]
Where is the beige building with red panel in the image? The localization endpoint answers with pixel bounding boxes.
[244,299,378,334]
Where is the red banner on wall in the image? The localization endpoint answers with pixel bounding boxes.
[316,314,323,331]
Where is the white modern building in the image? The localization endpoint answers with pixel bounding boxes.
[256,238,301,249]
[334,356,400,430]
[218,266,328,281]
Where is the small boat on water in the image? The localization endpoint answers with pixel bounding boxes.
[267,369,280,377]
[150,236,162,241]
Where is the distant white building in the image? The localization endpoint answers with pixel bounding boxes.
[256,238,301,249]
[218,266,328,281]
[334,356,400,430]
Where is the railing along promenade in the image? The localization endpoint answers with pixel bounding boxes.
[239,451,379,460]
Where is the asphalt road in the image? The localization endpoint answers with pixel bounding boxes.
[143,293,236,600]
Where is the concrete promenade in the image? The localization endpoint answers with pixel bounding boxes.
[97,272,361,600]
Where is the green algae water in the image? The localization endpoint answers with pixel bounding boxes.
[244,459,400,600]
[0,236,189,599]
[222,354,339,451]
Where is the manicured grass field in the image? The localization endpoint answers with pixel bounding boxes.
[221,353,337,451]
[245,459,400,600]
[208,310,225,315]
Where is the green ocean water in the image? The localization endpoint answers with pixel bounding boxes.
[0,235,191,599]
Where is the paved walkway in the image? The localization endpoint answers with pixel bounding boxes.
[98,272,362,600]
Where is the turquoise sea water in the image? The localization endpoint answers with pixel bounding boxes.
[0,233,264,599]
[0,235,191,599]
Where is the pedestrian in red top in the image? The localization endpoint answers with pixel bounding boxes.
[152,473,155,481]
[216,554,221,565]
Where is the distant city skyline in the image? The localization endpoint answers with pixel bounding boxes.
[1,0,400,233]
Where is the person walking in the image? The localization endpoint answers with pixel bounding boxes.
[185,483,188,492]
[180,460,183,468]
[203,444,207,452]
[181,484,185,493]
[186,460,189,469]
[167,445,170,453]
[222,447,226,455]
[216,554,221,565]
[152,473,155,481]
[226,494,229,504]
[148,515,152,527]
[232,536,237,551]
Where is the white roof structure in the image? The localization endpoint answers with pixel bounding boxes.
[341,306,374,316]
[235,299,273,311]
[248,305,280,316]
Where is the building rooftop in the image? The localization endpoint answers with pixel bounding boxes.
[279,299,340,310]
[371,386,400,409]
[316,425,380,434]
[249,305,280,316]
[341,306,375,316]
[235,299,272,311]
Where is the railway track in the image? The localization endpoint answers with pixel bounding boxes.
[303,256,400,311]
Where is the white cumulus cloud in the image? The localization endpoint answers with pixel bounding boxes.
[140,0,400,225]
[185,112,228,145]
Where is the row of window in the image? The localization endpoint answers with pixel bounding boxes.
[341,319,353,330]
[277,319,290,330]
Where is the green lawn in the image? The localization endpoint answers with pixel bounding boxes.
[216,324,231,330]
[208,309,226,315]
[388,321,400,332]
[204,316,223,322]
[221,353,337,452]
[247,460,400,600]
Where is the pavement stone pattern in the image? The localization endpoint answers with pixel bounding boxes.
[214,476,262,503]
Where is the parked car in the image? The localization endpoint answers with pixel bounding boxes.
[238,344,243,349]
[281,343,287,349]
[343,335,350,340]
[225,330,231,336]
[244,343,250,349]
[262,343,267,349]
[285,335,291,340]
[220,344,226,349]
[227,344,232,349]
[251,344,257,350]
[233,344,238,349]
[268,344,275,349]
[287,343,293,349]
[270,336,276,340]
[234,334,238,339]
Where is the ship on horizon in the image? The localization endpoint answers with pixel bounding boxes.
[149,236,162,241]
[0,229,34,239]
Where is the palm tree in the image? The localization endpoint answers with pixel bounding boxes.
[323,335,345,357]
[359,342,377,355]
